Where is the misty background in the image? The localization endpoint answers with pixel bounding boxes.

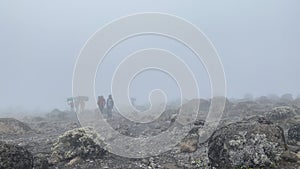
[0,0,300,113]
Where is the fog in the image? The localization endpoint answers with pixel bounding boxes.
[1,0,300,112]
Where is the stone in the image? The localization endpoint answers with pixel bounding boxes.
[66,156,83,166]
[0,141,33,169]
[281,151,299,163]
[180,133,198,153]
[208,118,286,168]
[49,127,106,164]
[33,154,49,169]
[288,123,300,146]
[0,118,33,135]
[266,106,296,121]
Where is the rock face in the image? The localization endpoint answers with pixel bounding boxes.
[288,123,300,146]
[0,141,33,169]
[0,118,33,135]
[49,127,106,164]
[208,118,286,168]
[266,106,296,121]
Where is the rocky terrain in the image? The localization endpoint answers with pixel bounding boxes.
[1,96,300,169]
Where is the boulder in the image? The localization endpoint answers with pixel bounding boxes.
[45,109,78,122]
[49,127,106,164]
[179,132,198,153]
[46,109,71,121]
[0,141,33,169]
[266,106,296,121]
[288,123,300,146]
[0,118,33,135]
[208,118,286,168]
[293,98,300,109]
[280,151,299,163]
[179,120,206,153]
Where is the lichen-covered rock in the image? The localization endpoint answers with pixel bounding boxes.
[208,118,286,168]
[0,118,33,135]
[0,141,33,169]
[266,106,296,121]
[49,127,106,164]
[288,123,300,146]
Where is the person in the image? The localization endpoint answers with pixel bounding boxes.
[97,96,106,112]
[76,96,88,113]
[106,94,114,118]
[67,98,75,112]
[74,98,80,112]
[130,97,136,107]
[79,99,85,112]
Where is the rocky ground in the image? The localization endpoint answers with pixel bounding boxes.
[1,97,300,169]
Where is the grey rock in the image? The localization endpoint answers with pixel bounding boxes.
[33,154,49,169]
[208,118,286,168]
[179,132,199,153]
[280,151,299,163]
[66,156,83,166]
[0,141,33,169]
[288,123,300,146]
[0,118,33,135]
[49,127,106,164]
[266,106,296,121]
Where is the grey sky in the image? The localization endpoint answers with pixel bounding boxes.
[0,0,300,111]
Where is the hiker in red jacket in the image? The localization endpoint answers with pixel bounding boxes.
[97,96,106,112]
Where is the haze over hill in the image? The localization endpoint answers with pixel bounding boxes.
[1,0,300,112]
